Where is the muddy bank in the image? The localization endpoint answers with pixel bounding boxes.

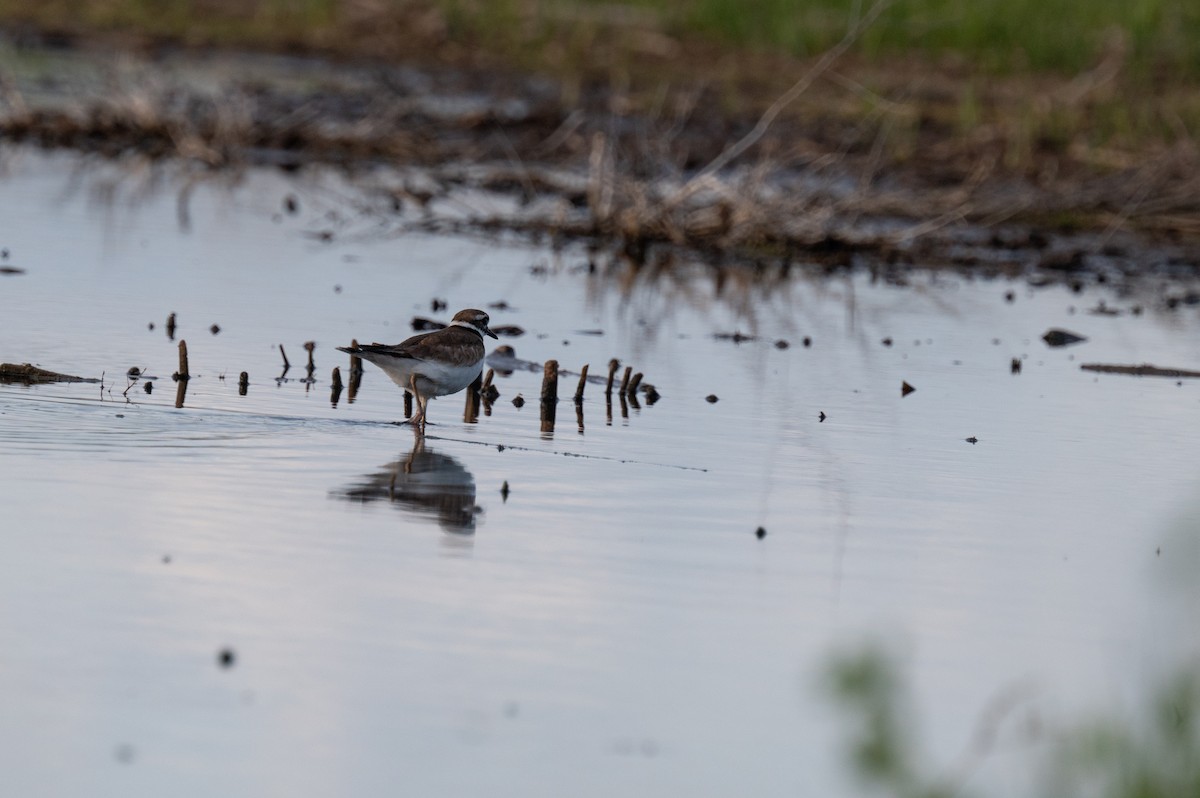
[1,33,1197,275]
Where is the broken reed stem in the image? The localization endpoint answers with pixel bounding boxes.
[605,358,620,395]
[574,363,589,402]
[541,360,559,403]
[304,341,315,374]
[464,372,482,422]
[482,368,494,391]
[331,367,343,390]
[177,340,189,380]
[279,344,290,369]
[349,339,362,373]
[627,372,644,396]
[238,371,249,395]
[403,391,413,418]
[618,366,632,395]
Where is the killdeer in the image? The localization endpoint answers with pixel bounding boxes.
[338,308,497,431]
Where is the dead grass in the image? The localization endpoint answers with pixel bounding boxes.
[0,2,1197,257]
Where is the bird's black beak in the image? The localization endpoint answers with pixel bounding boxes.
[483,324,498,340]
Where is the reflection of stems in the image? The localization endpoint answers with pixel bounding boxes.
[174,376,188,409]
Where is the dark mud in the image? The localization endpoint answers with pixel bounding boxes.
[1,32,1197,279]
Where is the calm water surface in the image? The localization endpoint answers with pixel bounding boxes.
[1,148,1198,797]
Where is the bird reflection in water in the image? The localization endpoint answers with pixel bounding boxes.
[334,436,480,535]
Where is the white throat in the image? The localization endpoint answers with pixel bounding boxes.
[450,319,485,339]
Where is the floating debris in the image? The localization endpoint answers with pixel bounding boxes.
[966,436,979,444]
[901,381,916,397]
[706,394,719,403]
[881,337,893,347]
[283,194,298,214]
[819,411,826,422]
[1004,290,1015,302]
[217,648,236,669]
[166,312,176,340]
[643,385,661,404]
[774,339,789,350]
[238,371,249,395]
[802,337,812,348]
[0,265,24,275]
[512,394,525,408]
[210,323,221,335]
[501,481,510,502]
[714,331,756,344]
[481,368,500,402]
[431,298,447,312]
[1011,358,1022,374]
[127,367,141,378]
[1087,301,1121,316]
[411,316,445,331]
[143,381,153,394]
[1042,328,1087,347]
[1080,363,1200,379]
[755,526,766,540]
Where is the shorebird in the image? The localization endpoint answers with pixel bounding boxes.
[338,308,497,431]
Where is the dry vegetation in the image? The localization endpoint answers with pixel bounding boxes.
[0,1,1197,265]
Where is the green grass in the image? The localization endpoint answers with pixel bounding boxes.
[2,1,1197,82]
[597,0,1200,79]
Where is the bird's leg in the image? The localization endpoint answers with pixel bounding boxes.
[417,393,431,432]
[408,374,426,433]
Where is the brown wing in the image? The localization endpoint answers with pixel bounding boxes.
[343,326,482,366]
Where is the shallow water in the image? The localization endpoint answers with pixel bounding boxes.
[1,147,1199,796]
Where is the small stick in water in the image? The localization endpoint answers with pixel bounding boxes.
[177,340,190,380]
[464,372,482,423]
[166,312,176,341]
[574,363,589,402]
[348,339,362,374]
[627,371,643,396]
[618,366,632,395]
[238,371,249,396]
[605,358,620,395]
[541,359,559,403]
[303,341,316,376]
[279,344,290,370]
[403,391,413,418]
[330,367,343,407]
